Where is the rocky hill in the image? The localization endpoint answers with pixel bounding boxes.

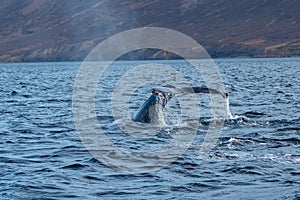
[0,0,299,62]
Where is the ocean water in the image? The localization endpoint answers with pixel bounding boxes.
[0,58,299,199]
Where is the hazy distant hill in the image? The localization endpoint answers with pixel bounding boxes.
[0,0,299,62]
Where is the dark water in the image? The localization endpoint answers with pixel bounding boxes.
[1,58,299,199]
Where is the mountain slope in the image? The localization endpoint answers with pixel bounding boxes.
[0,0,299,62]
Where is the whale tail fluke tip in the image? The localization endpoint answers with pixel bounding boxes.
[222,92,229,99]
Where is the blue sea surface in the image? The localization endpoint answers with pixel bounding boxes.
[0,58,299,199]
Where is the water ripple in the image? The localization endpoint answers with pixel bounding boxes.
[0,60,299,199]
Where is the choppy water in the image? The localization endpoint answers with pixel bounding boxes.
[1,58,299,199]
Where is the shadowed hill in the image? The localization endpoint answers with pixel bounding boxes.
[0,0,299,62]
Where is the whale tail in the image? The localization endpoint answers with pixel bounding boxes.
[132,87,174,123]
[132,86,228,123]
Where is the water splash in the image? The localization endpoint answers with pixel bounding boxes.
[226,97,233,119]
[224,97,254,124]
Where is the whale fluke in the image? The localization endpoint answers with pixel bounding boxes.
[132,86,228,123]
